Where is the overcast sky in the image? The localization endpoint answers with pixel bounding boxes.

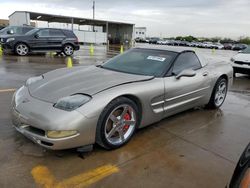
[0,0,250,39]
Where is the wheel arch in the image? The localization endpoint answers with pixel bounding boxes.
[14,41,30,51]
[63,42,75,49]
[219,74,228,82]
[119,94,143,119]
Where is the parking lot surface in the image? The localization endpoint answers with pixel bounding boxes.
[0,44,249,188]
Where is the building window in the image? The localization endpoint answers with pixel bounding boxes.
[139,32,141,34]
[142,32,144,34]
[136,32,138,34]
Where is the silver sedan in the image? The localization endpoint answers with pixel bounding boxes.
[11,47,233,150]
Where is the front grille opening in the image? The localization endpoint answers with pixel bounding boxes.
[40,141,53,146]
[235,61,250,66]
[24,125,45,136]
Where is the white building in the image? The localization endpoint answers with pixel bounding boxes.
[135,27,146,39]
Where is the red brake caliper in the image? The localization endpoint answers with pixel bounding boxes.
[123,113,131,132]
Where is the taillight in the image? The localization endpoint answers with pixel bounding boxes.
[76,37,79,43]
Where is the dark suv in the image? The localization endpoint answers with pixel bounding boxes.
[0,28,80,56]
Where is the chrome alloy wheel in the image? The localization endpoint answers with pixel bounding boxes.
[214,81,227,106]
[104,104,136,145]
[16,44,28,56]
[64,45,74,56]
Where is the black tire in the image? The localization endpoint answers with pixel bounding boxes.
[63,44,74,56]
[96,97,140,150]
[15,43,29,56]
[206,78,228,109]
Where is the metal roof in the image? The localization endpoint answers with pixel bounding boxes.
[9,11,134,26]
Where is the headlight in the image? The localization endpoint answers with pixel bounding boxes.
[54,94,91,111]
[6,38,15,43]
[47,130,78,138]
[26,75,43,86]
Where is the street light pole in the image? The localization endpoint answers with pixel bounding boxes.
[92,1,95,32]
[93,0,95,20]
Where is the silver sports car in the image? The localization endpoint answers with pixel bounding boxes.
[11,47,233,150]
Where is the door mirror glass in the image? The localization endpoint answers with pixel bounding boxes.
[34,33,39,38]
[7,30,14,34]
[175,69,196,79]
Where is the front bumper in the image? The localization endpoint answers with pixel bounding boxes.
[232,62,250,75]
[1,42,14,52]
[11,86,98,150]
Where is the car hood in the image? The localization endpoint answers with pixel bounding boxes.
[234,53,250,63]
[28,65,153,103]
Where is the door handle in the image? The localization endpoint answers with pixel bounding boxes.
[202,72,209,76]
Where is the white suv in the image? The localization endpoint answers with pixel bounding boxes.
[231,46,250,76]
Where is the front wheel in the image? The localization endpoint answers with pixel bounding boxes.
[206,78,228,109]
[96,97,139,150]
[63,44,74,56]
[15,43,29,56]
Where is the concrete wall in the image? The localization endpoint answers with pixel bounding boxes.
[135,27,146,39]
[73,30,107,44]
[9,12,30,26]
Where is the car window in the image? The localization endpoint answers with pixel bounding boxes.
[37,29,50,37]
[22,27,33,34]
[49,29,65,37]
[62,30,76,38]
[172,52,202,75]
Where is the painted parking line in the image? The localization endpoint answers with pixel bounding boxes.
[0,89,16,93]
[31,164,119,188]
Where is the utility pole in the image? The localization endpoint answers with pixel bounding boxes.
[93,1,95,20]
[92,1,95,32]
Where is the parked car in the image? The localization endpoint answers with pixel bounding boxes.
[149,38,159,44]
[232,43,247,51]
[213,43,224,50]
[0,26,5,31]
[203,42,214,49]
[135,37,147,43]
[224,43,233,50]
[11,47,233,150]
[0,28,80,56]
[231,46,250,76]
[228,142,250,188]
[157,40,169,45]
[0,25,34,37]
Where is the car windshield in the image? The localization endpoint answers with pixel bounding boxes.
[241,46,250,54]
[102,48,177,77]
[25,28,39,35]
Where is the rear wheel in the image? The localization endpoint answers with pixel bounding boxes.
[206,78,228,109]
[96,97,139,150]
[15,43,29,56]
[63,44,74,56]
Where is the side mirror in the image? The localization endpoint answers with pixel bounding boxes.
[34,34,39,38]
[175,69,196,79]
[7,30,14,34]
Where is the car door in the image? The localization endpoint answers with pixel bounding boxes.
[163,52,211,117]
[48,29,66,50]
[29,29,50,50]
